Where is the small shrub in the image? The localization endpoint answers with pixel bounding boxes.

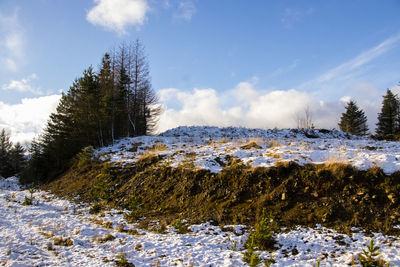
[124,193,142,222]
[22,196,33,206]
[76,146,94,170]
[115,250,135,267]
[245,209,278,251]
[22,184,36,206]
[242,246,262,267]
[91,165,112,201]
[171,217,190,234]
[358,239,390,267]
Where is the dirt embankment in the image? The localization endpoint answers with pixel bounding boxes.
[43,155,400,234]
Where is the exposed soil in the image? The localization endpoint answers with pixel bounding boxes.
[43,155,400,235]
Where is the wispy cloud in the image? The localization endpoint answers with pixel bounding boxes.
[281,7,313,28]
[87,0,149,34]
[174,0,196,22]
[2,74,43,95]
[298,33,400,98]
[316,33,400,84]
[0,9,25,71]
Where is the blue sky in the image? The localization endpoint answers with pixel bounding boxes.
[1,0,400,142]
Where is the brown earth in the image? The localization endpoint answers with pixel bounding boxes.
[43,154,400,235]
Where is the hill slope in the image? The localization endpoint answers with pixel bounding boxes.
[45,127,400,235]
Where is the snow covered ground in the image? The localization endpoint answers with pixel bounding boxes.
[96,126,400,174]
[1,176,399,267]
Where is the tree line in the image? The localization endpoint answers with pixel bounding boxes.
[21,40,161,183]
[338,88,400,137]
[0,129,26,178]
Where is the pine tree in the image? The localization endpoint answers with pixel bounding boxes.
[0,129,13,177]
[98,53,114,145]
[376,89,399,135]
[9,142,26,175]
[338,100,369,135]
[23,39,161,183]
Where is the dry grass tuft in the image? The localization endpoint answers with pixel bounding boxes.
[53,236,73,246]
[241,140,262,150]
[97,233,115,243]
[267,139,282,148]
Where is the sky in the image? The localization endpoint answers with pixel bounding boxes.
[1,0,400,143]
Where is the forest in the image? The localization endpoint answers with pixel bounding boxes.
[3,40,161,183]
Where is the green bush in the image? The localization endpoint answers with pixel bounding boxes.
[76,146,94,170]
[124,193,142,222]
[91,164,112,201]
[245,209,278,251]
[171,216,190,234]
[22,184,35,206]
[358,239,390,267]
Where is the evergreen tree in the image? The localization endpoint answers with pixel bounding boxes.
[23,39,161,183]
[9,142,26,175]
[98,53,114,145]
[376,89,399,135]
[338,101,368,135]
[0,129,13,177]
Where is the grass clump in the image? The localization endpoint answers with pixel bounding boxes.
[98,233,115,243]
[89,202,102,214]
[358,239,390,267]
[241,140,262,150]
[53,236,73,246]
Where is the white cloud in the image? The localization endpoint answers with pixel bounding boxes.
[87,0,149,34]
[0,95,61,144]
[157,81,381,134]
[2,74,42,95]
[0,10,25,71]
[174,0,196,21]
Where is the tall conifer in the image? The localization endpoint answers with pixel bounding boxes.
[338,100,368,135]
[376,89,399,135]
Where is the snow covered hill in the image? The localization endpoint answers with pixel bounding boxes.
[96,126,400,174]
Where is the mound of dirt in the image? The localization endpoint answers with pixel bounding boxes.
[44,155,400,234]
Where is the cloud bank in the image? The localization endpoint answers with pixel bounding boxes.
[0,95,61,144]
[157,81,380,134]
[87,0,149,34]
